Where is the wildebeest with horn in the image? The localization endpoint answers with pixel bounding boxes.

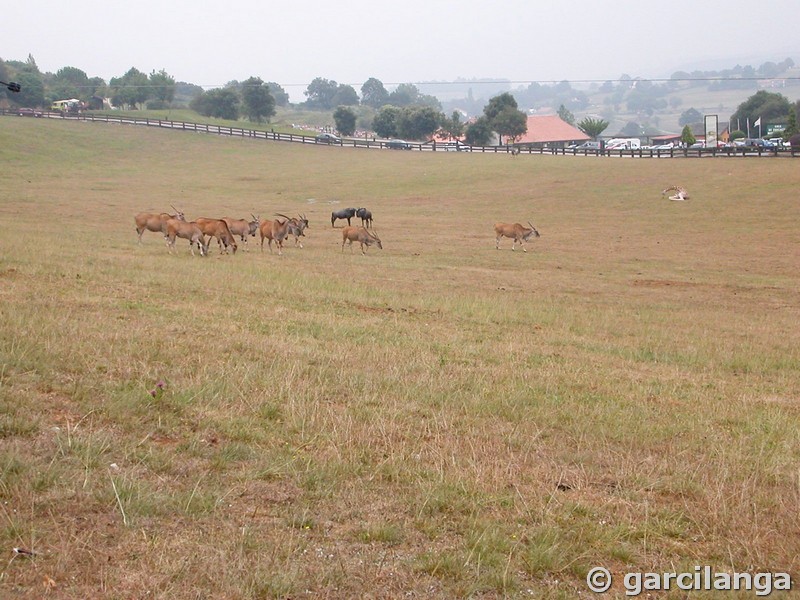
[331,207,356,227]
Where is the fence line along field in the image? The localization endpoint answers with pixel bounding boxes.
[0,118,799,598]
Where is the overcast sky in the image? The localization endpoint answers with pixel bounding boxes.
[5,0,798,101]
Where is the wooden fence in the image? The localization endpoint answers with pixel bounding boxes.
[3,109,797,158]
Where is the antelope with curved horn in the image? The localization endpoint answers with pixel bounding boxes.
[222,215,260,251]
[494,221,540,252]
[134,205,186,245]
[341,226,382,255]
[259,215,292,255]
[275,213,310,248]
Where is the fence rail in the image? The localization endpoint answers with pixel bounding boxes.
[3,109,797,159]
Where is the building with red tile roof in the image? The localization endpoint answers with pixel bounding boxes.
[513,115,590,147]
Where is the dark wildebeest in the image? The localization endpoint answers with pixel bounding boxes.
[222,215,259,251]
[494,221,540,252]
[356,207,373,228]
[331,207,356,227]
[135,206,185,245]
[341,226,382,255]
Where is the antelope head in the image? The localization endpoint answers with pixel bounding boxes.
[171,205,186,221]
[527,222,540,238]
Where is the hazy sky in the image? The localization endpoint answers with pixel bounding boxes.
[5,0,798,101]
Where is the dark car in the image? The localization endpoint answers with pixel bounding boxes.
[315,133,341,144]
[386,139,414,150]
[18,108,43,118]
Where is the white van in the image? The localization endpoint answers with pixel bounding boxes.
[606,138,641,150]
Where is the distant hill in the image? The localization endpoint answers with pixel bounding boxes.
[431,56,799,135]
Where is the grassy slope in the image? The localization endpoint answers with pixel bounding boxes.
[0,118,799,598]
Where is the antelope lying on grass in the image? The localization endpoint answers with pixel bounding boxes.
[276,213,309,248]
[135,206,185,244]
[259,217,292,255]
[494,221,540,252]
[222,215,259,251]
[166,219,208,256]
[194,218,238,254]
[341,226,382,255]
[661,186,689,201]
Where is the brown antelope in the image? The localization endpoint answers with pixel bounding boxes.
[275,213,309,248]
[194,218,238,254]
[494,221,540,252]
[135,206,185,244]
[165,219,208,256]
[341,226,382,255]
[259,217,292,255]
[222,215,259,251]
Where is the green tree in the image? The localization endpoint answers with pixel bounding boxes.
[576,117,609,140]
[240,76,275,123]
[464,116,493,146]
[331,84,359,107]
[190,88,240,120]
[49,67,89,103]
[681,124,696,146]
[266,82,290,106]
[333,106,357,136]
[783,109,798,140]
[387,83,420,107]
[483,93,527,143]
[730,90,792,132]
[14,71,46,107]
[304,77,339,109]
[109,67,150,109]
[679,108,702,127]
[438,111,465,140]
[396,106,441,140]
[557,104,575,125]
[373,105,401,138]
[361,77,389,108]
[148,69,176,106]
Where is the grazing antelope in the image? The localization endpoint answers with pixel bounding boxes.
[494,221,540,252]
[194,218,238,254]
[135,206,185,244]
[222,215,259,251]
[356,207,373,228]
[259,217,292,255]
[661,186,689,201]
[331,207,357,227]
[275,213,309,248]
[341,226,382,255]
[165,219,208,256]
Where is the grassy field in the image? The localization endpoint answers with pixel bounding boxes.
[0,117,798,598]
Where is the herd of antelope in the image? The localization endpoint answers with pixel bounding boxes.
[135,204,542,257]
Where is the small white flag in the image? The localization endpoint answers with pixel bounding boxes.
[753,117,762,128]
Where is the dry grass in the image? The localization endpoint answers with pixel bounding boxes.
[0,118,799,598]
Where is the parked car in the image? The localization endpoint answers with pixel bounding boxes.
[652,143,675,150]
[315,133,341,144]
[17,107,43,118]
[386,139,414,150]
[573,141,601,151]
[440,142,470,152]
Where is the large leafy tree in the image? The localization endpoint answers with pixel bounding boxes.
[331,84,359,107]
[49,66,89,102]
[396,106,441,140]
[266,82,290,106]
[557,104,575,125]
[438,111,465,140]
[5,55,45,107]
[730,90,792,130]
[372,105,401,138]
[304,77,339,109]
[464,117,493,146]
[333,106,357,136]
[109,67,150,109]
[483,93,527,143]
[240,76,275,122]
[149,69,176,105]
[361,77,389,108]
[679,107,702,127]
[576,117,609,140]
[190,87,240,120]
